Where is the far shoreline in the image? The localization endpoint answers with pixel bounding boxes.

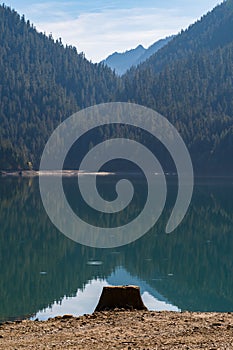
[0,170,232,179]
[0,170,169,177]
[0,170,116,177]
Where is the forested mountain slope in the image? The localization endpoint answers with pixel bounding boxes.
[0,5,118,169]
[0,1,233,174]
[122,0,233,173]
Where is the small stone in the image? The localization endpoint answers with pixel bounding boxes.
[212,323,222,327]
[62,314,73,319]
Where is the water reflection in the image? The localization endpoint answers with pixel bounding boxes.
[0,176,232,322]
[31,279,109,320]
[32,267,179,321]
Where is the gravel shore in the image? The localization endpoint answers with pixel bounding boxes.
[1,311,233,349]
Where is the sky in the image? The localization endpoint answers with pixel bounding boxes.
[3,0,222,62]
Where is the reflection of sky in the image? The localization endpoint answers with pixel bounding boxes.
[142,292,179,312]
[108,267,180,311]
[31,267,180,321]
[31,279,109,320]
[5,0,222,61]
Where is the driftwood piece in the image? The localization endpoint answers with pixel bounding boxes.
[95,285,147,312]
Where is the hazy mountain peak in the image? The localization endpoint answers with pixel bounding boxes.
[134,0,233,74]
[102,36,173,75]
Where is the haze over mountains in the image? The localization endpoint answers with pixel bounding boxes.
[0,0,232,174]
[102,36,174,75]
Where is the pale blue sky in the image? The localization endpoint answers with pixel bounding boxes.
[3,0,223,61]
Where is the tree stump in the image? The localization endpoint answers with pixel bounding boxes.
[95,285,147,312]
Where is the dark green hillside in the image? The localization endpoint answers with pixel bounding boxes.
[122,0,233,174]
[122,43,233,173]
[0,4,118,169]
[0,1,233,174]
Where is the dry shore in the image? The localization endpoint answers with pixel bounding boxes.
[1,311,233,349]
[0,170,115,177]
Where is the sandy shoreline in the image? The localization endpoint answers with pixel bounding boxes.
[0,170,117,177]
[1,310,233,349]
[0,170,232,179]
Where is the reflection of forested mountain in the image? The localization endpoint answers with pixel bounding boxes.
[122,180,233,311]
[0,178,121,321]
[0,177,233,321]
[107,266,175,307]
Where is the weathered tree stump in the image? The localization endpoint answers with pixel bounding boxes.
[95,285,147,311]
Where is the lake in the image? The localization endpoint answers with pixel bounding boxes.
[0,175,233,322]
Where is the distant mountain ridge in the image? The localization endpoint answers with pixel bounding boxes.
[0,1,233,174]
[102,36,174,75]
[128,0,233,75]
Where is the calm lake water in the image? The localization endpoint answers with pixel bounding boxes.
[0,175,233,322]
